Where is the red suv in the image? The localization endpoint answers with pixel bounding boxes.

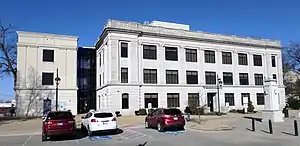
[145,108,185,131]
[42,111,76,141]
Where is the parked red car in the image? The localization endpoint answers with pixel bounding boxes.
[42,111,76,141]
[145,108,185,131]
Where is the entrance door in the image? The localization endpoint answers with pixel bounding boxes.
[207,93,216,112]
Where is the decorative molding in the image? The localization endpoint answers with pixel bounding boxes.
[17,43,77,50]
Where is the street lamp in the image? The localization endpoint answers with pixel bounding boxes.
[217,75,223,116]
[55,68,61,111]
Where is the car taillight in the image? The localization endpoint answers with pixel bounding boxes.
[68,121,74,124]
[112,118,116,121]
[91,119,97,122]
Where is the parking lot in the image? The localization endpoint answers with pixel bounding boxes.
[1,122,300,146]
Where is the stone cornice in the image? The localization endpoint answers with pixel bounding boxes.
[95,20,282,50]
[17,43,78,50]
[17,31,78,41]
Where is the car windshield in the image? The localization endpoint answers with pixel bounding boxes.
[47,112,73,120]
[163,109,182,115]
[94,113,113,118]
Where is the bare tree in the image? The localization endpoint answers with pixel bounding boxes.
[17,67,54,116]
[284,42,300,74]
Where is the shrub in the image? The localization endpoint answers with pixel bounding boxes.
[229,109,237,113]
[247,101,255,112]
[134,110,140,116]
[287,98,300,110]
[148,108,154,114]
[190,107,205,115]
[115,111,121,117]
[138,109,147,115]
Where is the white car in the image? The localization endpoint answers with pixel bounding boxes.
[81,111,117,136]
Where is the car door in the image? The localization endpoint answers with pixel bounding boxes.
[148,109,158,126]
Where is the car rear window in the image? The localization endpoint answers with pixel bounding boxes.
[94,113,113,118]
[163,109,182,115]
[47,112,73,120]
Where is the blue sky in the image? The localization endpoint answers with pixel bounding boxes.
[0,0,299,100]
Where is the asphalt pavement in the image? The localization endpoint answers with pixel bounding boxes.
[1,123,300,146]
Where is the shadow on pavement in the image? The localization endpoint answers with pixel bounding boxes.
[260,129,271,134]
[48,128,123,141]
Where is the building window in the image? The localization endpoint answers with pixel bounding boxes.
[223,72,233,85]
[239,73,249,85]
[225,93,235,106]
[185,48,197,62]
[241,93,250,105]
[205,71,216,85]
[238,53,248,65]
[143,45,157,60]
[188,93,199,107]
[43,49,54,62]
[254,74,264,85]
[186,71,198,84]
[99,74,101,87]
[122,93,129,109]
[99,53,101,66]
[273,74,277,80]
[42,72,54,85]
[165,47,178,61]
[253,54,262,66]
[121,42,128,58]
[256,93,265,105]
[272,56,276,67]
[166,70,178,84]
[143,69,157,84]
[121,68,128,83]
[222,52,232,64]
[144,93,158,108]
[167,93,180,107]
[204,50,215,63]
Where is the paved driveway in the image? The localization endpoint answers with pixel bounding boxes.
[1,124,300,146]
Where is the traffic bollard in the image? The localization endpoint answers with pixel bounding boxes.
[268,119,273,134]
[252,119,255,131]
[294,120,298,136]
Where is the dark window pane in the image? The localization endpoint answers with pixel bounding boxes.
[166,70,178,84]
[222,52,232,64]
[165,47,178,61]
[185,48,197,62]
[225,93,235,106]
[273,74,277,80]
[163,109,182,115]
[205,71,216,84]
[253,55,262,66]
[144,93,158,108]
[143,69,157,84]
[186,71,198,84]
[254,74,264,85]
[94,113,113,118]
[47,111,73,120]
[223,72,233,85]
[238,53,248,65]
[272,56,276,67]
[188,93,199,107]
[121,68,128,83]
[122,93,129,109]
[143,45,157,59]
[121,42,128,58]
[205,50,215,63]
[167,93,180,107]
[239,73,249,85]
[256,93,265,105]
[43,49,54,62]
[42,72,54,85]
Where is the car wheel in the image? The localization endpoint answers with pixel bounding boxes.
[145,121,149,129]
[157,123,164,132]
[42,133,47,142]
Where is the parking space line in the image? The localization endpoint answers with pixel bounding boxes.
[22,135,32,146]
[76,140,79,145]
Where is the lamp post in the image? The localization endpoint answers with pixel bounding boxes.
[55,68,61,111]
[217,75,223,116]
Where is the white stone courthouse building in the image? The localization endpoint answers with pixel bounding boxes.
[95,20,285,115]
